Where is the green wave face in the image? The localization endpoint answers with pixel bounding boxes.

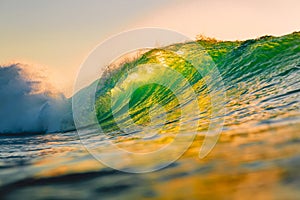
[95,32,300,136]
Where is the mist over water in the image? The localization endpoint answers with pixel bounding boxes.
[0,64,73,134]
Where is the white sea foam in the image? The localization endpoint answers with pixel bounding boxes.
[0,64,74,134]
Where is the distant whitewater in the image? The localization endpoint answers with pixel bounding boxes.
[0,64,74,133]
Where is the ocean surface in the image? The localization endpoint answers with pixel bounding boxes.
[0,32,300,199]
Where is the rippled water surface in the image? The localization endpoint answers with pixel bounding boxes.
[1,124,299,199]
[1,32,300,199]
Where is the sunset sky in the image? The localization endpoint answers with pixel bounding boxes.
[1,0,299,96]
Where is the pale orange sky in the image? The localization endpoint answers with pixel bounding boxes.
[133,0,300,40]
[0,0,299,96]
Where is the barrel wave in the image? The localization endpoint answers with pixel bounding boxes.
[0,32,299,136]
[91,32,300,137]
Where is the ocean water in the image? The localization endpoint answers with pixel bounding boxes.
[0,32,300,199]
